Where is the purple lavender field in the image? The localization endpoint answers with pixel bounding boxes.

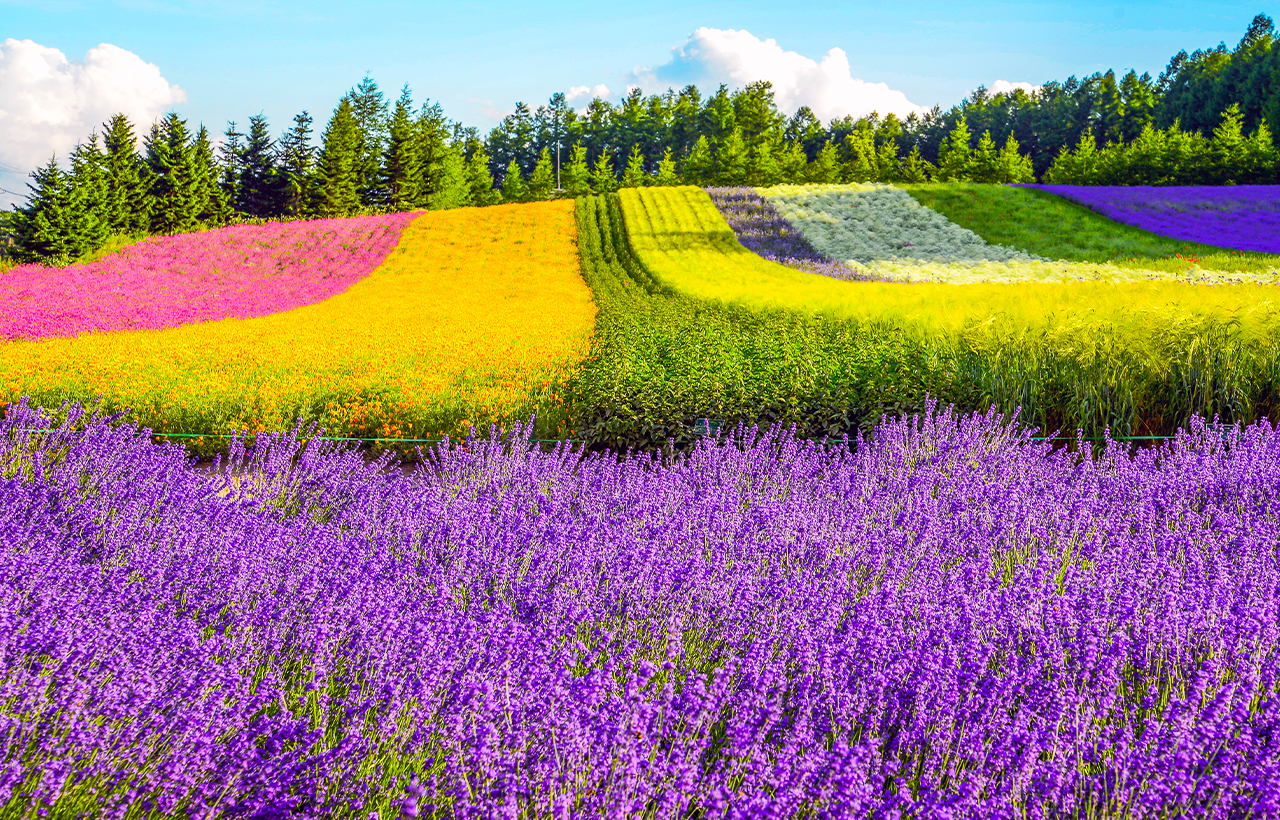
[705,187,881,281]
[5,400,1280,817]
[1028,184,1280,254]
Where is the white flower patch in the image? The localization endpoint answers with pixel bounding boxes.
[759,183,1041,265]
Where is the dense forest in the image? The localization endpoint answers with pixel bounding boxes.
[5,13,1280,263]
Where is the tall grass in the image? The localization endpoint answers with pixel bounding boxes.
[612,186,1280,439]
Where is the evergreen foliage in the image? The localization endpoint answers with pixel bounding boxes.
[527,148,556,200]
[315,99,364,217]
[562,144,593,196]
[502,158,529,203]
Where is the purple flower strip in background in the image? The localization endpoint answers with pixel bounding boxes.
[1025,184,1280,254]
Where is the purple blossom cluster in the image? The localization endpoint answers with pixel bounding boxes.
[5,399,1280,816]
[705,187,879,282]
[1027,184,1280,254]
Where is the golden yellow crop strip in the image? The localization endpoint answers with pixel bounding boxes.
[619,186,1280,338]
[0,201,596,446]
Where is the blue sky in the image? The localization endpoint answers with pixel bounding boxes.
[0,0,1269,201]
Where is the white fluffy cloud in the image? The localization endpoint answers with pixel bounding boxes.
[987,80,1041,97]
[567,84,611,103]
[626,28,929,123]
[0,38,185,203]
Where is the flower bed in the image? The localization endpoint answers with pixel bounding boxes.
[0,213,418,342]
[760,182,1041,267]
[6,400,1280,816]
[1026,184,1280,254]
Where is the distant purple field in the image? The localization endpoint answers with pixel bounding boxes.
[1026,185,1280,254]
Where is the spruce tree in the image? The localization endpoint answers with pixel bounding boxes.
[747,140,781,186]
[502,159,529,203]
[715,128,748,185]
[996,133,1035,183]
[146,113,202,234]
[381,90,423,211]
[620,145,647,188]
[1211,104,1247,184]
[345,76,388,206]
[279,112,316,217]
[218,122,245,216]
[465,141,501,206]
[315,98,364,217]
[681,137,715,185]
[780,141,807,183]
[899,145,934,183]
[68,137,111,250]
[935,117,974,182]
[101,113,151,235]
[192,126,229,224]
[236,114,285,218]
[590,151,618,194]
[969,130,1001,183]
[806,142,842,183]
[654,147,680,186]
[528,147,556,200]
[415,101,452,209]
[12,158,82,261]
[875,139,901,182]
[428,144,472,210]
[562,144,592,196]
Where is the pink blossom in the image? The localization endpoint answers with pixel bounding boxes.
[0,213,420,342]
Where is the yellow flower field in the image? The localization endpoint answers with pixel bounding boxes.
[0,201,596,449]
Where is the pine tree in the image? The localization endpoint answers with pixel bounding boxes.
[747,140,782,186]
[969,130,1002,183]
[218,122,245,217]
[428,143,471,209]
[899,145,934,183]
[279,112,316,217]
[590,151,618,194]
[681,137,715,185]
[1241,118,1280,183]
[315,98,364,217]
[620,145,647,188]
[236,114,285,218]
[68,137,111,250]
[654,147,680,187]
[381,90,423,211]
[806,142,842,183]
[193,125,230,224]
[502,159,529,203]
[875,138,901,182]
[935,118,973,182]
[780,141,807,183]
[465,141,501,206]
[1211,104,1247,184]
[145,113,203,234]
[100,113,151,235]
[715,127,748,185]
[562,144,593,196]
[843,128,878,182]
[996,133,1035,183]
[12,158,83,261]
[346,76,388,207]
[528,147,556,200]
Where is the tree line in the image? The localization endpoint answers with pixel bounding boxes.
[5,13,1279,263]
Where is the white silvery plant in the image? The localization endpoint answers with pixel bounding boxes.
[759,183,1043,266]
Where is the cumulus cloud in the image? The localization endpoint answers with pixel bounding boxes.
[626,28,929,123]
[987,80,1041,97]
[567,84,610,103]
[0,38,185,204]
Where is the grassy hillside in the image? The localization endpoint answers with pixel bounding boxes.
[902,183,1280,275]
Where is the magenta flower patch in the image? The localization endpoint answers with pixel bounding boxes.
[0,212,419,342]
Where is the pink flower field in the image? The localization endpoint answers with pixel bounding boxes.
[0,212,420,342]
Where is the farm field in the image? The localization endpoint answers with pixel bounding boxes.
[628,185,1280,438]
[0,201,594,448]
[6,397,1280,817]
[0,214,417,341]
[907,183,1280,275]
